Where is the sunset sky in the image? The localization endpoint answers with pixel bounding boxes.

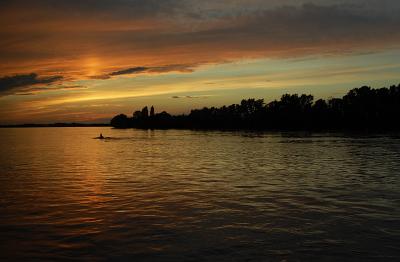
[1,0,400,124]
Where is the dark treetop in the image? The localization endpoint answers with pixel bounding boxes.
[111,84,400,131]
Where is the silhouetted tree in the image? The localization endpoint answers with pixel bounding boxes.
[312,99,329,127]
[111,84,400,131]
[110,114,129,128]
[142,106,149,118]
[133,110,142,119]
[150,106,155,117]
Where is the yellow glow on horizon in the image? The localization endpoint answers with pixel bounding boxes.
[24,59,400,109]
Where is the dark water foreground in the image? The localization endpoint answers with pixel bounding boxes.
[0,128,399,261]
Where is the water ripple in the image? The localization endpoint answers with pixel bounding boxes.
[0,128,400,261]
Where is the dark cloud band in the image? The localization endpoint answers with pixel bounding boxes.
[0,73,63,95]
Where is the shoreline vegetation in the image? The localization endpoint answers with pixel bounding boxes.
[111,84,400,131]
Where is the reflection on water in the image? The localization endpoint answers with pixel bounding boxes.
[0,128,400,261]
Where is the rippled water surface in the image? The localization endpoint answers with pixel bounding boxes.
[1,127,400,261]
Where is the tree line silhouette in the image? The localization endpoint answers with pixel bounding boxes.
[111,84,400,130]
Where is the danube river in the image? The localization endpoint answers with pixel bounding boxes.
[1,128,399,261]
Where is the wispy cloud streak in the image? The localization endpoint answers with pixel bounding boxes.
[0,73,63,96]
[1,1,400,79]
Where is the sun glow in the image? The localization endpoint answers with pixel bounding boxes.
[84,57,102,77]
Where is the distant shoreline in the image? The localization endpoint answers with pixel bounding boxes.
[110,84,400,131]
[0,123,110,128]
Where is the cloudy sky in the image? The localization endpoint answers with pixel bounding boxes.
[1,0,400,123]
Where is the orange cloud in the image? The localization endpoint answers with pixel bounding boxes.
[1,1,400,80]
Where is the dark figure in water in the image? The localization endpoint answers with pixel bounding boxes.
[99,133,104,139]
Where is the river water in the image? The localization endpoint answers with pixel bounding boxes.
[0,127,399,261]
